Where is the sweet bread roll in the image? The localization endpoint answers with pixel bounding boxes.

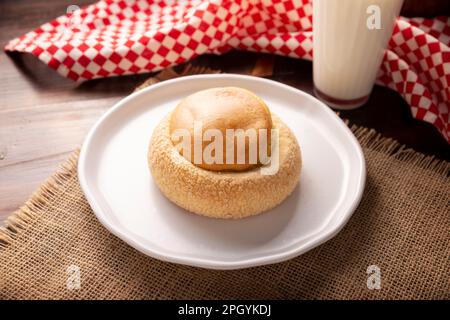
[148,87,301,219]
[170,87,272,171]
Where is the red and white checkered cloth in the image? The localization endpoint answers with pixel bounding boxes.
[5,0,450,142]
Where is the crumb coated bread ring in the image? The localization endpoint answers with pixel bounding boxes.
[148,113,301,219]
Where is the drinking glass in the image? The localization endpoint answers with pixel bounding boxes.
[313,0,404,109]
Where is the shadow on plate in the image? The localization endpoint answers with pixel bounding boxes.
[150,182,300,248]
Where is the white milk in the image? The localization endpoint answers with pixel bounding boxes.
[313,0,404,109]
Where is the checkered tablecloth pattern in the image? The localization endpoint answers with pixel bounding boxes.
[5,0,450,142]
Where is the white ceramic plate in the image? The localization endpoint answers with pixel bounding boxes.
[78,74,365,270]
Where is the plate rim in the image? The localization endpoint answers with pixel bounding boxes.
[78,74,366,270]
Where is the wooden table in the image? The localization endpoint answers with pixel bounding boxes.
[1,0,448,223]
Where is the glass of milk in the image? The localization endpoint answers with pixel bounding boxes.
[313,0,404,109]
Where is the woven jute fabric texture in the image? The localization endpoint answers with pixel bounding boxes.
[0,71,449,299]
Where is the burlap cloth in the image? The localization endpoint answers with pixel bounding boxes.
[0,69,449,300]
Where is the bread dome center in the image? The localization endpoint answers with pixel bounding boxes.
[170,87,272,171]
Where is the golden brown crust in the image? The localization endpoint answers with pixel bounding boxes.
[170,87,272,171]
[149,113,301,219]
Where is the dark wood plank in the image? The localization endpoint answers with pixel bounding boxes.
[0,0,150,219]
